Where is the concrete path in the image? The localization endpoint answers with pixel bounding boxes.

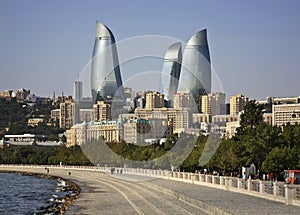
[0,166,299,215]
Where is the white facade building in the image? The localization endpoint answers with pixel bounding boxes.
[272,103,300,126]
[66,121,121,147]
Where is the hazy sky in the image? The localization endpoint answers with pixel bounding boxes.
[0,0,299,101]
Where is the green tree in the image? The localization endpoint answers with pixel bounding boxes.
[237,100,264,135]
[163,134,177,150]
[281,123,300,148]
[238,123,282,168]
[210,139,241,174]
[262,146,299,179]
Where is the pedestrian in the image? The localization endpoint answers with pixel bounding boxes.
[243,172,247,181]
[68,172,71,176]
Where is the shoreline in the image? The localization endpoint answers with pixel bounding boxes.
[1,166,300,214]
[0,170,81,214]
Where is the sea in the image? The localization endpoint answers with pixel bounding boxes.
[0,172,68,215]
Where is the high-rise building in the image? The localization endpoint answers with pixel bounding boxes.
[91,21,124,103]
[145,91,164,109]
[173,93,193,110]
[201,95,210,114]
[60,97,79,129]
[74,80,83,102]
[178,29,211,112]
[201,92,226,115]
[230,94,248,115]
[160,42,182,106]
[93,100,111,122]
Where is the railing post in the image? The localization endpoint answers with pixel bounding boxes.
[273,182,279,196]
[191,174,195,184]
[205,174,209,183]
[225,177,230,191]
[212,176,216,184]
[260,181,265,194]
[247,179,252,191]
[285,184,293,205]
[237,178,242,189]
[219,176,223,186]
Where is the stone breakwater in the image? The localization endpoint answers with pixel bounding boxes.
[0,170,81,214]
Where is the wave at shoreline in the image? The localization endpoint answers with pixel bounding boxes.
[0,170,81,214]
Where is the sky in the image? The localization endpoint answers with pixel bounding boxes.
[0,0,299,101]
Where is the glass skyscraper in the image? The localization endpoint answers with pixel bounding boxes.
[178,29,211,112]
[160,42,182,107]
[91,21,124,103]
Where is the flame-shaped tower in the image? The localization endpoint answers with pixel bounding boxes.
[91,21,124,103]
[177,29,211,112]
[160,42,182,107]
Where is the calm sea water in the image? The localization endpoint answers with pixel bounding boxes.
[0,172,65,215]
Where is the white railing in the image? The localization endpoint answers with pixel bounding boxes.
[97,165,300,207]
[167,171,300,207]
[1,164,299,207]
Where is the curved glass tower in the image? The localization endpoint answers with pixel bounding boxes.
[160,42,182,106]
[178,29,211,112]
[91,21,124,103]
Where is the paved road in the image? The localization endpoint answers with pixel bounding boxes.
[1,166,299,215]
[65,171,213,215]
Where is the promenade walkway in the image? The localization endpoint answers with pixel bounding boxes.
[1,165,299,214]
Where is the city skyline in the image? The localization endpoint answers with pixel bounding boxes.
[0,1,299,101]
